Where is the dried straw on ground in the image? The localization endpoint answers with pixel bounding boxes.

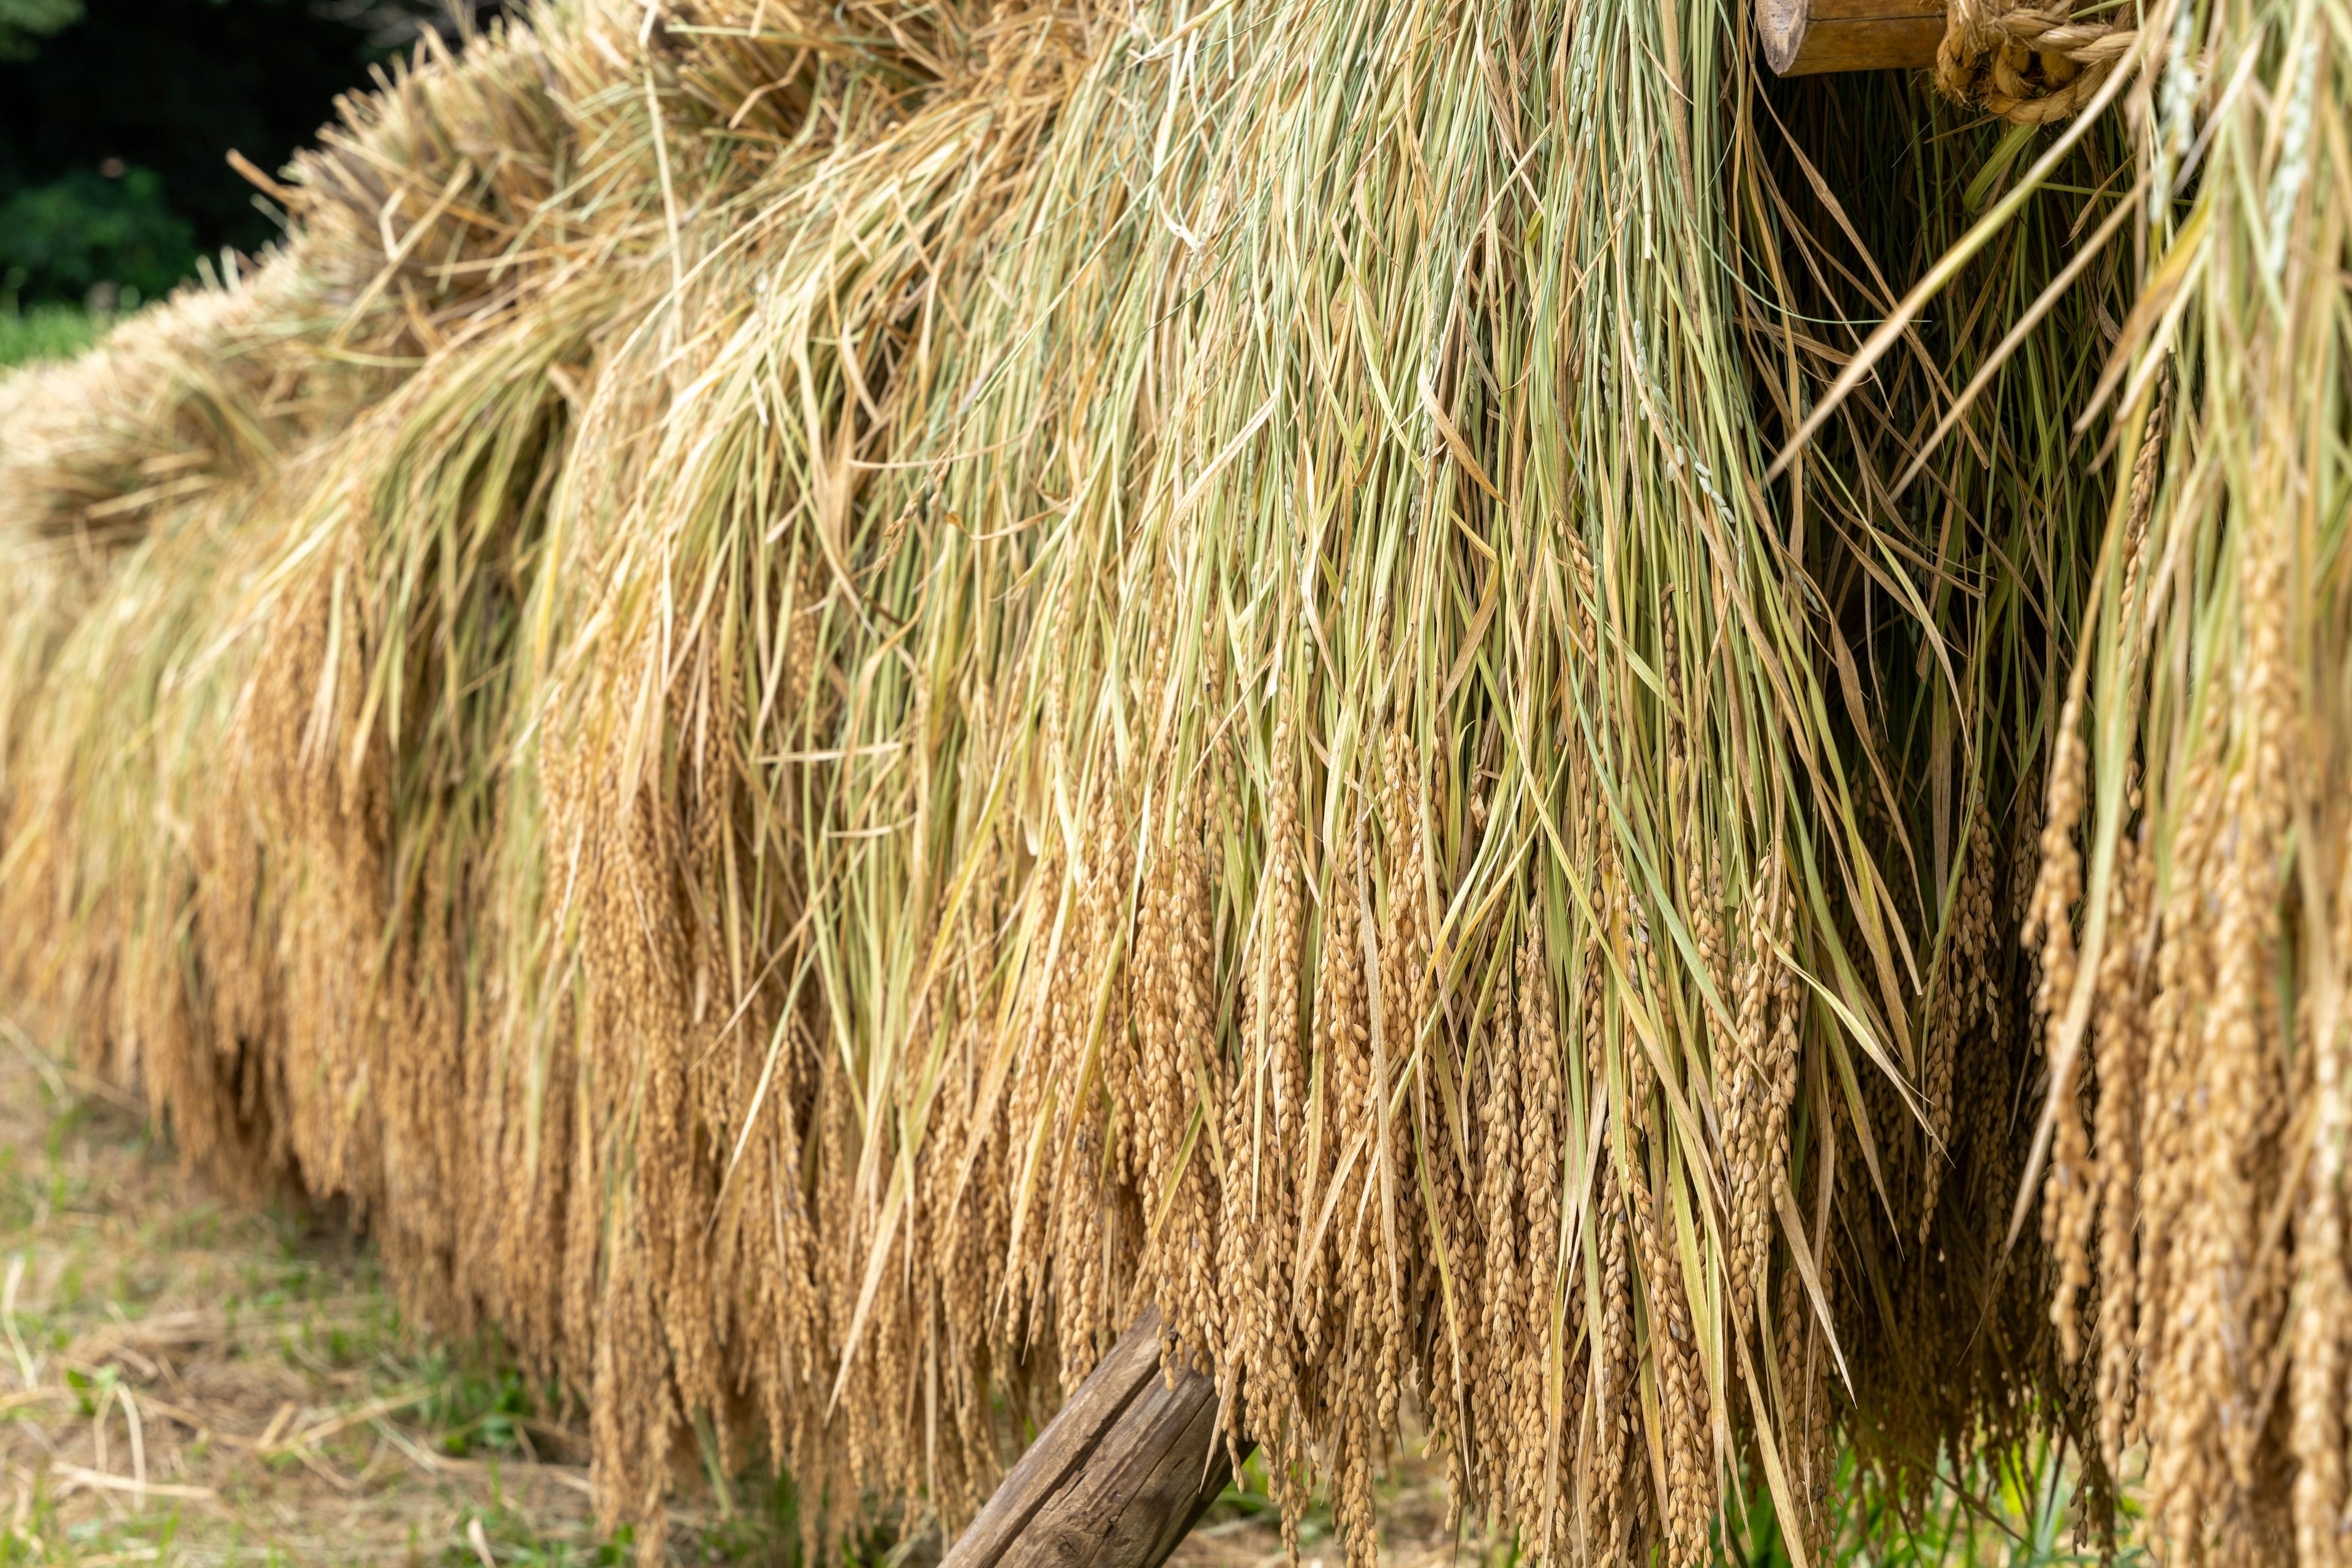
[1,0,2346,1564]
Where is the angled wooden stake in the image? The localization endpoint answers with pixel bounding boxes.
[943,1308,1253,1568]
[1761,0,1945,74]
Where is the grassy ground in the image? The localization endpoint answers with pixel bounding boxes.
[0,1028,625,1566]
[0,306,97,369]
[0,1028,1464,1568]
[0,1027,2137,1567]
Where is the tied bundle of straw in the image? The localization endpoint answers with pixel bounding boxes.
[1,0,2346,1562]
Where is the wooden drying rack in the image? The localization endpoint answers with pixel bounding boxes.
[1762,0,1946,74]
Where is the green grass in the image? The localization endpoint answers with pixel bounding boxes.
[1716,1443,2150,1567]
[1192,1430,2150,1566]
[0,1047,666,1566]
[0,303,96,369]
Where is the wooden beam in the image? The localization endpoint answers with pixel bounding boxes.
[943,1309,1253,1568]
[1760,0,1945,74]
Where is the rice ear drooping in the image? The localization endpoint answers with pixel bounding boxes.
[2,0,2349,1564]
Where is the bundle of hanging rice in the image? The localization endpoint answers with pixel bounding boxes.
[1,0,2345,1561]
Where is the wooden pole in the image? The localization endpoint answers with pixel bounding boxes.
[1760,0,1945,74]
[943,1310,1253,1568]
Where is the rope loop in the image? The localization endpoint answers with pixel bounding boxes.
[1936,0,2139,123]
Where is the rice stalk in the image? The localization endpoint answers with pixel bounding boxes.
[0,0,2346,1563]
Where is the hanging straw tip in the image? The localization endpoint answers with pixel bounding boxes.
[225,148,293,203]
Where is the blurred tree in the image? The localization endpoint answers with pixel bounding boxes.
[0,167,197,303]
[317,0,509,48]
[0,0,81,61]
[0,0,507,306]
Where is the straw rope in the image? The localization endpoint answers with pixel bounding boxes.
[1936,0,2139,122]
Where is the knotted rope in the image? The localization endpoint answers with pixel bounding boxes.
[1936,0,2139,122]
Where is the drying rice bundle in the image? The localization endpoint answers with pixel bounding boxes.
[0,0,914,1344]
[0,0,2346,1562]
[2015,0,2352,1556]
[512,9,1100,1536]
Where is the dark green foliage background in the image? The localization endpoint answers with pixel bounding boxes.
[0,0,500,306]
